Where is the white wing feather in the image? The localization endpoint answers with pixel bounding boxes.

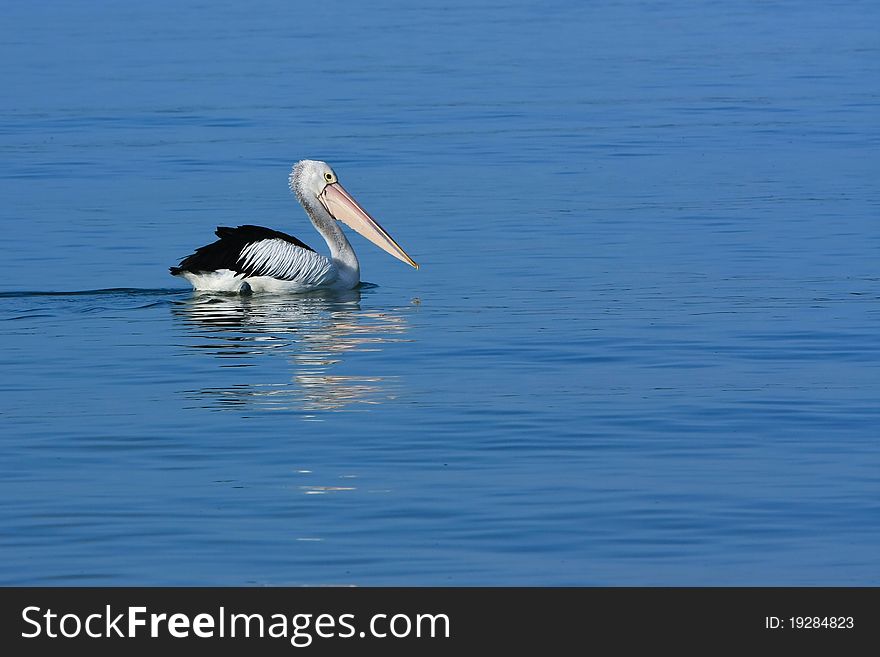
[238,239,338,287]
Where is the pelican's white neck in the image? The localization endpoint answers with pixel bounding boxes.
[291,168,360,286]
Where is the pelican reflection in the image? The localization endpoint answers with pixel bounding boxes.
[172,288,412,414]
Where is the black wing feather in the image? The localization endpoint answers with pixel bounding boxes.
[170,225,315,275]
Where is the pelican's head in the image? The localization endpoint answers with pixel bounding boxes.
[289,159,419,269]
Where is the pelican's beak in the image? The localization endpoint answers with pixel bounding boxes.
[319,182,419,269]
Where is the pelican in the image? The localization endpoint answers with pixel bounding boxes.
[170,160,418,293]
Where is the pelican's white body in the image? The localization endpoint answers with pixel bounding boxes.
[178,267,358,294]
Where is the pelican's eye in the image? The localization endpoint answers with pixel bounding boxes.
[324,172,334,182]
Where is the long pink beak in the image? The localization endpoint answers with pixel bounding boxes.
[318,182,419,269]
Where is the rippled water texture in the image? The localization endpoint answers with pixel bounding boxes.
[1,1,878,584]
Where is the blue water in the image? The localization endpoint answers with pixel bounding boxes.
[1,0,878,585]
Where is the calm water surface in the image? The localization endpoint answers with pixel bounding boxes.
[1,1,878,584]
